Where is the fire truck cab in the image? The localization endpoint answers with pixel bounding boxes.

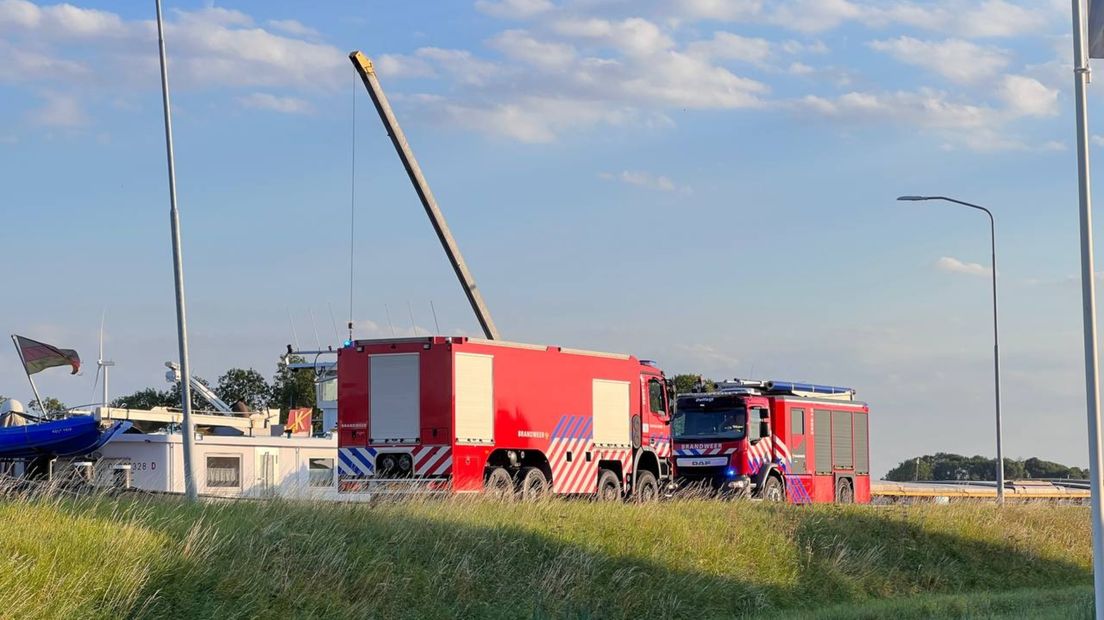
[337,337,674,499]
[672,380,870,503]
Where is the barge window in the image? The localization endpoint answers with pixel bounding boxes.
[309,458,334,487]
[206,456,241,488]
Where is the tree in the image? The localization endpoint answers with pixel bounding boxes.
[28,397,67,415]
[216,368,270,410]
[673,374,716,394]
[269,356,318,421]
[111,377,211,411]
[111,388,175,410]
[885,453,1085,481]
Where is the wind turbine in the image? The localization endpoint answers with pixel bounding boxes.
[91,311,115,410]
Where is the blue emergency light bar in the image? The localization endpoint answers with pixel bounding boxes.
[763,380,854,395]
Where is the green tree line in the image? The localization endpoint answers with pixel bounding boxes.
[884,453,1087,482]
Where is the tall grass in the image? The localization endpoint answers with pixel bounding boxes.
[0,487,1091,619]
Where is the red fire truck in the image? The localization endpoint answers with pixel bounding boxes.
[672,380,870,503]
[336,337,674,499]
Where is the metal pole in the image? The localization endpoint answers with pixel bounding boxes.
[986,209,1006,505]
[11,335,47,417]
[155,0,197,502]
[348,51,500,340]
[1072,0,1104,614]
[896,195,1005,503]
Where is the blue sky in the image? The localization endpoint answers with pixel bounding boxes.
[0,0,1099,475]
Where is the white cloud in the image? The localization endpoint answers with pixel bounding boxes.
[0,2,346,92]
[488,30,575,68]
[936,256,992,277]
[0,43,88,82]
[375,53,437,79]
[236,92,314,114]
[29,92,86,127]
[869,37,1011,84]
[781,39,829,55]
[788,62,814,75]
[686,32,771,65]
[266,19,319,38]
[673,0,763,21]
[553,17,674,57]
[599,170,689,193]
[999,74,1058,117]
[769,0,865,33]
[475,0,555,20]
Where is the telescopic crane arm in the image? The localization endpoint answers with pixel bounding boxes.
[349,50,500,340]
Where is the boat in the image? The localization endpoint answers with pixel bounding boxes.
[0,401,130,459]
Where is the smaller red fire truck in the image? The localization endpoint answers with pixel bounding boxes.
[337,337,673,499]
[672,380,870,503]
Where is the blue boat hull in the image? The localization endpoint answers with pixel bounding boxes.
[0,415,131,459]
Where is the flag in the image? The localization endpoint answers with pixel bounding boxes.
[286,407,312,436]
[1091,0,1104,58]
[13,335,80,375]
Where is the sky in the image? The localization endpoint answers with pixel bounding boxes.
[0,0,1100,477]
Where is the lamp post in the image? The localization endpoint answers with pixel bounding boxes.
[898,195,1005,504]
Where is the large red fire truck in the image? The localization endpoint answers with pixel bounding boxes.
[672,380,870,503]
[336,337,674,499]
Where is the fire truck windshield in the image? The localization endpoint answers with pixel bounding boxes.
[672,407,747,441]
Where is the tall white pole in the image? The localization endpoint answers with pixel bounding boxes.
[1072,1,1104,615]
[155,0,197,502]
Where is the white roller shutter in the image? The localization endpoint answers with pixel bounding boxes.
[369,353,420,442]
[592,379,630,447]
[455,353,494,444]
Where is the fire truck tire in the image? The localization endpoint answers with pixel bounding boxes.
[761,475,785,502]
[835,478,854,504]
[519,467,549,501]
[596,469,621,501]
[485,467,515,500]
[633,470,659,503]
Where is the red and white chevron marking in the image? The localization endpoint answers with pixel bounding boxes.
[774,437,792,471]
[747,436,774,473]
[410,445,452,476]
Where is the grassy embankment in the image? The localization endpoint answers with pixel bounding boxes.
[0,491,1092,619]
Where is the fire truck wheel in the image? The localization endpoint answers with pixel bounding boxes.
[485,467,515,500]
[835,479,854,504]
[761,475,784,502]
[519,467,549,501]
[596,469,621,501]
[633,471,659,503]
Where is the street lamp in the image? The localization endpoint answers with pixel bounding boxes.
[897,195,1006,504]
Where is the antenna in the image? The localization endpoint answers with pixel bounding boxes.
[328,303,340,342]
[407,301,418,336]
[309,308,322,349]
[429,300,441,335]
[384,304,396,337]
[287,309,301,350]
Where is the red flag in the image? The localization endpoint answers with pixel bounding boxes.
[14,335,80,375]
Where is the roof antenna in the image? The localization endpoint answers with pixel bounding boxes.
[429,300,441,335]
[287,308,301,350]
[407,301,419,336]
[309,308,322,349]
[328,303,340,343]
[384,304,396,337]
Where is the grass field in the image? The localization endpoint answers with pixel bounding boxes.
[0,491,1092,619]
